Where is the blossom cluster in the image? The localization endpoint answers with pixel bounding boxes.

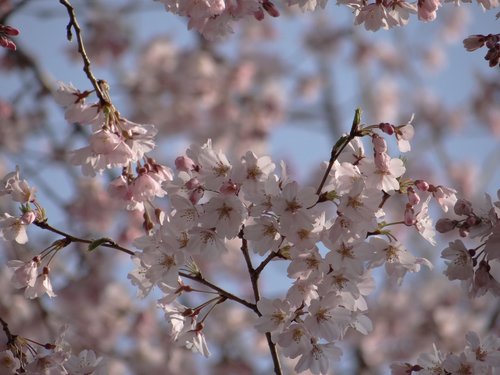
[54,82,173,215]
[156,0,499,37]
[0,168,38,245]
[0,325,103,374]
[1,95,498,373]
[391,331,500,374]
[463,33,500,67]
[437,191,500,297]
[123,116,465,373]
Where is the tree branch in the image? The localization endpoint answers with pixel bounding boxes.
[178,271,257,313]
[315,108,362,196]
[240,234,283,375]
[58,0,109,105]
[34,220,134,256]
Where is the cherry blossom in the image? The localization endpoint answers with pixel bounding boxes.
[441,240,474,281]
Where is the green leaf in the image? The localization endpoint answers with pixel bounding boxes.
[88,237,112,252]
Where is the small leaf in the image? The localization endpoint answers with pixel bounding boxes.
[88,237,112,252]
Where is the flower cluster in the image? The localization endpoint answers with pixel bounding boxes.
[55,82,173,214]
[437,191,500,297]
[155,0,280,40]
[391,331,500,374]
[463,33,500,67]
[156,0,499,36]
[124,115,463,373]
[0,325,103,375]
[0,168,39,244]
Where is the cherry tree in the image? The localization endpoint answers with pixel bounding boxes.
[0,0,499,374]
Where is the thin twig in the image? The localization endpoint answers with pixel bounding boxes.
[178,272,257,313]
[254,250,280,277]
[315,108,362,196]
[0,317,16,345]
[58,0,109,105]
[34,220,134,256]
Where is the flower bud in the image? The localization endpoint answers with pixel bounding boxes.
[407,187,420,206]
[262,1,280,17]
[454,199,473,216]
[404,204,416,226]
[415,180,430,191]
[374,152,390,171]
[220,180,239,195]
[435,218,457,233]
[21,211,36,225]
[189,187,204,205]
[372,134,387,153]
[185,177,200,190]
[175,156,196,172]
[379,122,395,135]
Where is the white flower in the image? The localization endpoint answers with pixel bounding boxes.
[277,323,311,359]
[177,323,211,358]
[200,194,247,239]
[295,339,342,375]
[255,298,292,338]
[0,350,21,373]
[441,240,474,281]
[369,238,432,284]
[243,216,282,255]
[431,185,457,213]
[304,294,351,341]
[8,257,40,288]
[464,331,500,368]
[0,213,29,244]
[414,196,436,245]
[25,267,56,299]
[64,350,103,375]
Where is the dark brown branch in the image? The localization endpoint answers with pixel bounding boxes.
[58,0,109,105]
[240,234,283,375]
[34,220,134,256]
[254,251,280,277]
[178,272,257,313]
[0,317,16,345]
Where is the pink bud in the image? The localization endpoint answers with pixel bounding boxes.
[262,1,280,17]
[435,218,456,233]
[189,187,204,205]
[466,216,480,226]
[254,8,265,20]
[175,156,196,172]
[220,180,239,195]
[0,25,20,36]
[407,187,420,206]
[414,180,430,191]
[185,177,200,190]
[454,199,473,216]
[404,204,416,226]
[21,211,36,225]
[378,122,395,135]
[372,134,387,153]
[374,152,390,171]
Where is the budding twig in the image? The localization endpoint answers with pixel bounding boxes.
[58,0,109,105]
[34,220,134,256]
